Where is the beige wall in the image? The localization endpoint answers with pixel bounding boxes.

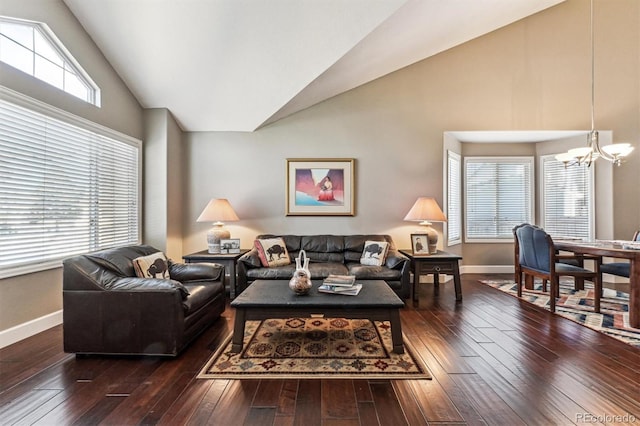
[0,0,143,333]
[183,0,640,265]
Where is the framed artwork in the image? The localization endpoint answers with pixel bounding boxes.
[286,158,355,216]
[220,238,241,254]
[411,234,430,255]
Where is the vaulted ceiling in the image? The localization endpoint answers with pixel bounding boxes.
[63,0,565,132]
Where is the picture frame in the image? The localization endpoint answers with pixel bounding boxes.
[411,234,430,255]
[286,158,355,216]
[220,238,241,254]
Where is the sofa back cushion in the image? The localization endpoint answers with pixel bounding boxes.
[300,235,345,263]
[87,244,160,277]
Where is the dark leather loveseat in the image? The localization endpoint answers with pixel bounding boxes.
[237,234,411,299]
[63,244,225,356]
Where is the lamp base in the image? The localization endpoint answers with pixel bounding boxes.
[424,223,439,255]
[207,224,230,254]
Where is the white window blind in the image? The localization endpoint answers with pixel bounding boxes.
[447,150,461,245]
[541,155,593,240]
[465,157,534,241]
[0,97,139,278]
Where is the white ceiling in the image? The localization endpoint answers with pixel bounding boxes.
[63,0,565,132]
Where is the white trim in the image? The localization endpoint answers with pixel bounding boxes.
[0,310,62,349]
[460,264,515,274]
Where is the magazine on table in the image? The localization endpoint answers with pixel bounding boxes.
[322,274,356,286]
[318,283,363,296]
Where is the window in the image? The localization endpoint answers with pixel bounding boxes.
[465,157,534,241]
[540,155,593,240]
[0,16,100,105]
[0,93,139,279]
[446,150,461,245]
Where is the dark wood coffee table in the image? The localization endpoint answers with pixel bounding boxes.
[230,279,406,353]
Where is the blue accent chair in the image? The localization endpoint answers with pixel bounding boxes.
[600,231,640,278]
[513,224,601,313]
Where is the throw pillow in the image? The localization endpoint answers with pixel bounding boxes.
[133,252,171,279]
[255,238,291,267]
[360,241,389,266]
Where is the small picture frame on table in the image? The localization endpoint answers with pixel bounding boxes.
[220,238,241,254]
[411,234,430,255]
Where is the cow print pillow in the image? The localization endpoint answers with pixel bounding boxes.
[133,251,171,279]
[360,241,389,266]
[255,238,291,268]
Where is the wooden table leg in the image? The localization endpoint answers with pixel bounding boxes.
[389,309,404,354]
[231,308,246,353]
[412,263,419,302]
[433,272,440,297]
[453,261,462,301]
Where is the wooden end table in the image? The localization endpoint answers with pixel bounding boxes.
[399,249,463,302]
[182,249,249,299]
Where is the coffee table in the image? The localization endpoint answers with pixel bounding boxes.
[230,279,406,354]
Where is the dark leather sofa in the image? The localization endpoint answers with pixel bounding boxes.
[63,245,225,356]
[237,234,411,299]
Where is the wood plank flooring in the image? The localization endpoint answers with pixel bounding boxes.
[1,274,639,425]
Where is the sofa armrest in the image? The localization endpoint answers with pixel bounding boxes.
[385,250,409,269]
[238,248,262,268]
[170,262,224,282]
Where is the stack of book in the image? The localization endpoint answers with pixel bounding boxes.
[318,274,362,296]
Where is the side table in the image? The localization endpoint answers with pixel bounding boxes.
[183,249,249,299]
[399,249,463,302]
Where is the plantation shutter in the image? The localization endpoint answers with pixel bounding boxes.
[541,155,592,240]
[0,97,140,278]
[447,150,461,245]
[465,157,533,241]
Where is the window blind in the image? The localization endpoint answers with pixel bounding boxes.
[447,150,461,245]
[465,157,533,241]
[0,97,139,278]
[541,155,592,240]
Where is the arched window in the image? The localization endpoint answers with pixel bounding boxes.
[0,16,100,106]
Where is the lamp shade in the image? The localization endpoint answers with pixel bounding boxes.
[403,197,447,224]
[196,198,239,254]
[196,198,239,223]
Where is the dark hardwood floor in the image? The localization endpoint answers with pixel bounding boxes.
[1,274,639,425]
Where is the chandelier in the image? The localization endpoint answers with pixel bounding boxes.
[555,0,634,167]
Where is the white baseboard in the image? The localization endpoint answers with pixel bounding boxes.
[460,265,514,274]
[0,310,63,349]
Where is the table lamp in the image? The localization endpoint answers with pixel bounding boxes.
[197,198,239,253]
[404,197,447,254]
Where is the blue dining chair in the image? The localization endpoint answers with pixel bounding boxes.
[513,224,601,313]
[600,231,640,278]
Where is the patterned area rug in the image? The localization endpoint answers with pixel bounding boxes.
[480,279,640,348]
[198,317,431,379]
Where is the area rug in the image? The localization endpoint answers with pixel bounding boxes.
[197,317,431,379]
[480,279,640,348]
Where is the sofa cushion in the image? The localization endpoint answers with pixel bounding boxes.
[182,280,224,315]
[255,238,291,267]
[346,263,402,280]
[87,244,159,277]
[133,252,171,279]
[360,241,389,266]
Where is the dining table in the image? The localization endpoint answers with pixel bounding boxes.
[554,239,640,329]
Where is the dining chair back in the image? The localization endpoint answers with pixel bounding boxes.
[514,224,601,313]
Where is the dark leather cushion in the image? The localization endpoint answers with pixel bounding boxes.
[182,281,224,314]
[87,244,159,276]
[346,263,402,280]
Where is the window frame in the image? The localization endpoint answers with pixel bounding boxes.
[0,87,140,279]
[446,150,462,246]
[464,156,535,243]
[0,16,101,106]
